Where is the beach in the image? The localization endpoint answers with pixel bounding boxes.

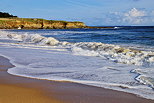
[0,56,154,103]
[0,0,154,102]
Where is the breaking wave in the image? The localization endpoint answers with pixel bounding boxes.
[0,31,59,46]
[71,42,154,66]
[1,30,154,99]
[1,30,154,66]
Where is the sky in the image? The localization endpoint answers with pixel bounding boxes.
[0,0,154,26]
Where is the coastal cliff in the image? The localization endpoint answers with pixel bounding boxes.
[0,18,86,29]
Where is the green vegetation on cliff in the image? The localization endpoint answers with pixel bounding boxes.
[0,17,86,29]
[0,12,114,29]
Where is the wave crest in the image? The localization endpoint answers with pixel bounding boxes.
[71,42,154,66]
[1,31,59,46]
[1,30,154,66]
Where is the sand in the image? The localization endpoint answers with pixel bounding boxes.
[0,56,154,103]
[0,56,61,103]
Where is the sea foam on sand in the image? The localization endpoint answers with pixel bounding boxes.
[0,30,154,100]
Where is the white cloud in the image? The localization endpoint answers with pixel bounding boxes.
[90,8,154,26]
[124,8,146,17]
[101,8,154,25]
[123,8,146,24]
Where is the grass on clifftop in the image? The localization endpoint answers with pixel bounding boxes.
[0,18,84,24]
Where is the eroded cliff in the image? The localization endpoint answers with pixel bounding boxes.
[0,18,86,29]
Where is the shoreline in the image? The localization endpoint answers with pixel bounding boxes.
[0,56,62,103]
[0,56,154,103]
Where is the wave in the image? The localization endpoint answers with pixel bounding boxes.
[71,42,154,66]
[1,30,154,66]
[0,31,59,46]
[1,30,154,99]
[132,68,154,89]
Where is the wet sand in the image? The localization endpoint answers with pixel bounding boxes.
[0,56,154,103]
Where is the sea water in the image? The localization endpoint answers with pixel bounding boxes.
[0,26,154,99]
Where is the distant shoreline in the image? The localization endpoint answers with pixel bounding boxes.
[0,17,118,30]
[0,17,86,29]
[0,17,153,30]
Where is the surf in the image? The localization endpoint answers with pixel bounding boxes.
[0,29,154,100]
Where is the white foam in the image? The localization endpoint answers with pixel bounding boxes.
[0,30,59,45]
[132,68,154,89]
[71,42,154,66]
[3,30,154,66]
[0,30,154,100]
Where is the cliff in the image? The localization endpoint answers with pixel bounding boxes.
[0,18,86,29]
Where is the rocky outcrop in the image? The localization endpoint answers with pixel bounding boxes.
[66,22,86,28]
[0,18,86,29]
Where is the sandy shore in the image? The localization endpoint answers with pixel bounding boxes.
[0,56,154,103]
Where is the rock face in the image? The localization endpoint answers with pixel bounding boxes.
[0,18,86,29]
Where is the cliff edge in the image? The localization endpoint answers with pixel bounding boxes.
[0,18,86,29]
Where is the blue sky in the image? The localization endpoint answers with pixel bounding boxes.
[0,0,154,26]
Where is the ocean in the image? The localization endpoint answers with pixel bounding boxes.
[0,26,154,99]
